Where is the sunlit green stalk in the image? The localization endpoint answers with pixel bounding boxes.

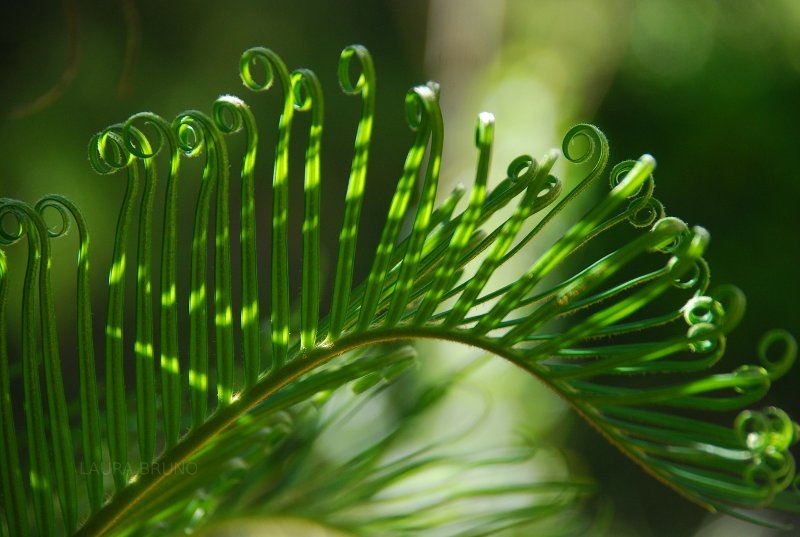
[413,113,493,324]
[329,46,376,339]
[478,154,655,332]
[214,96,261,388]
[358,86,433,331]
[385,84,444,327]
[174,111,216,427]
[292,69,324,351]
[123,113,183,448]
[35,196,104,512]
[128,126,158,465]
[444,151,557,328]
[90,128,137,491]
[240,47,294,371]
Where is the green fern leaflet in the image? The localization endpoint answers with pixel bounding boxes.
[0,45,797,536]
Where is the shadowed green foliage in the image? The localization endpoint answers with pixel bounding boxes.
[0,44,798,536]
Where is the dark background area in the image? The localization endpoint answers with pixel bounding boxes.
[1,1,798,536]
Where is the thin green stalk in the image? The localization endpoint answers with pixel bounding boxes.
[292,69,324,351]
[36,196,104,512]
[413,112,493,324]
[500,216,686,344]
[477,154,656,333]
[15,209,55,534]
[357,87,433,331]
[444,151,557,328]
[329,45,375,340]
[130,126,158,465]
[211,116,235,407]
[174,112,216,427]
[240,47,294,371]
[37,233,77,532]
[0,248,28,536]
[123,113,184,449]
[213,96,261,388]
[385,84,444,327]
[91,128,137,491]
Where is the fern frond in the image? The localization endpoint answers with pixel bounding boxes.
[0,44,797,536]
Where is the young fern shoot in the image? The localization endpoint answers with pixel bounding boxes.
[0,44,797,536]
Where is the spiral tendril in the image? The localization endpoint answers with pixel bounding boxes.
[530,174,562,211]
[291,70,318,113]
[404,89,427,131]
[122,112,177,160]
[708,285,746,334]
[338,44,375,96]
[683,296,725,327]
[507,155,536,183]
[36,199,70,238]
[757,329,797,381]
[356,83,442,330]
[414,112,494,325]
[0,209,24,245]
[34,195,104,511]
[735,407,798,503]
[385,84,444,327]
[627,196,664,228]
[239,47,282,92]
[609,159,653,200]
[173,114,208,156]
[211,94,260,387]
[685,323,723,354]
[562,124,604,165]
[213,96,246,134]
[89,126,133,174]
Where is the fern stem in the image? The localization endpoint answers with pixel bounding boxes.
[123,113,185,449]
[71,327,520,537]
[16,210,55,534]
[445,151,557,328]
[385,84,443,327]
[36,196,105,513]
[129,113,186,449]
[240,47,294,372]
[500,216,687,344]
[177,110,236,413]
[214,96,262,388]
[477,154,656,333]
[37,203,79,531]
[329,45,375,340]
[211,117,235,407]
[175,112,216,428]
[92,128,138,491]
[292,69,324,351]
[130,127,158,465]
[0,249,28,536]
[414,113,493,324]
[357,87,432,331]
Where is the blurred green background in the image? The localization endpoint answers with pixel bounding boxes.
[1,1,799,535]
